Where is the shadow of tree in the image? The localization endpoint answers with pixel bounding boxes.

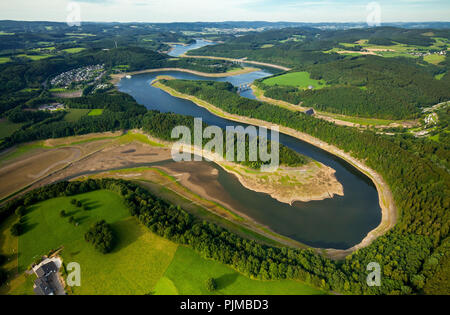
[21,222,38,235]
[109,218,144,254]
[80,200,101,211]
[216,273,239,290]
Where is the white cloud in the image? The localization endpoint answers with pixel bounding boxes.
[0,0,448,22]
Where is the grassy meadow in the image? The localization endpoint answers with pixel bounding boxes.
[1,188,324,295]
[64,109,91,122]
[263,72,328,90]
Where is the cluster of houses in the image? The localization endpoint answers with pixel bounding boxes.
[424,113,439,126]
[408,50,447,58]
[50,64,105,89]
[38,103,65,112]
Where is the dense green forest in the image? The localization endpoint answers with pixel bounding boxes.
[256,55,450,119]
[191,27,450,119]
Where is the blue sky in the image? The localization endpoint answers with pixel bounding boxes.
[0,0,449,23]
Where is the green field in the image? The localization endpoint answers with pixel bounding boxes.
[0,57,11,64]
[17,190,131,270]
[2,188,324,295]
[423,54,446,65]
[88,109,104,116]
[16,54,53,61]
[29,47,56,52]
[64,109,90,122]
[63,47,86,54]
[263,72,328,90]
[154,246,324,295]
[435,73,446,80]
[0,120,24,139]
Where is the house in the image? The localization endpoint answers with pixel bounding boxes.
[35,261,58,278]
[33,260,62,296]
[34,277,55,296]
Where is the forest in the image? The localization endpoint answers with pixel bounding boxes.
[191,27,450,119]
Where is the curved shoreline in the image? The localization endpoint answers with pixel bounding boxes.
[152,79,398,258]
[174,144,344,206]
[110,67,259,85]
[181,54,292,72]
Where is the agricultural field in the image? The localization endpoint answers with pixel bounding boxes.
[1,190,323,295]
[328,37,449,62]
[0,57,11,64]
[263,72,328,90]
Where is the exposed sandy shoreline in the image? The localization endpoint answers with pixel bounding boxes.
[172,143,344,205]
[154,79,398,258]
[110,67,259,85]
[181,54,292,72]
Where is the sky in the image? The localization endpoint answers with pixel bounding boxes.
[0,0,449,23]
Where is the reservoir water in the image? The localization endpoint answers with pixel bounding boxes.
[168,39,214,57]
[117,42,382,250]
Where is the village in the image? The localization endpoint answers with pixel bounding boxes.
[50,64,106,89]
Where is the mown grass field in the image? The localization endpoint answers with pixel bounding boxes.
[263,72,328,90]
[17,190,130,270]
[0,57,11,64]
[64,109,90,122]
[154,246,325,295]
[2,189,323,295]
